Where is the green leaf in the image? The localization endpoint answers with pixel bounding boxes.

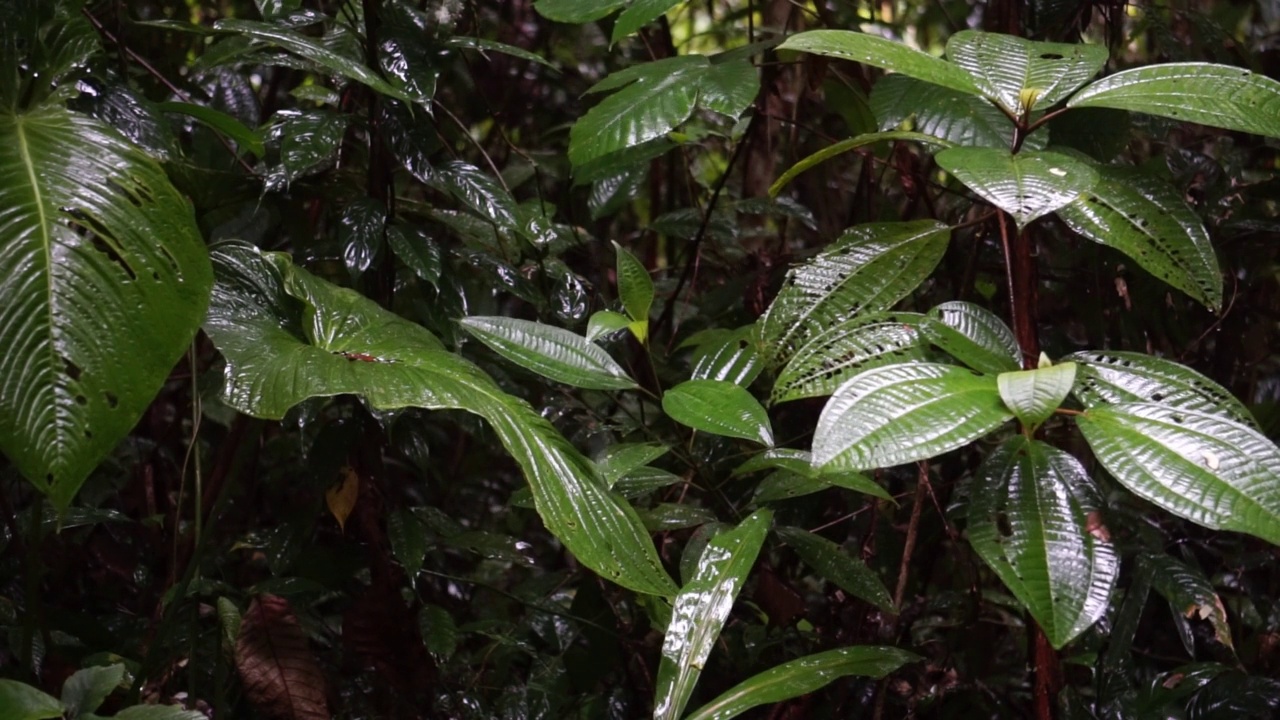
[1055,165,1221,309]
[945,31,1108,114]
[110,707,206,720]
[204,242,676,596]
[967,437,1118,649]
[1076,403,1280,545]
[654,509,773,720]
[690,326,762,386]
[684,646,919,720]
[813,363,1012,471]
[778,30,981,95]
[997,362,1076,429]
[420,604,459,662]
[759,221,950,366]
[1142,552,1234,651]
[769,130,954,198]
[935,148,1098,229]
[460,316,638,390]
[639,503,717,531]
[268,109,348,187]
[387,225,442,285]
[753,469,891,503]
[774,526,894,612]
[1063,351,1254,427]
[0,106,213,509]
[0,679,64,720]
[443,36,557,68]
[696,58,759,119]
[596,442,669,483]
[425,160,519,231]
[387,508,429,577]
[613,465,684,498]
[613,241,654,322]
[1067,63,1280,139]
[534,0,626,22]
[612,0,681,42]
[586,310,632,341]
[921,301,1021,373]
[61,664,123,716]
[870,75,1044,151]
[157,101,264,157]
[772,312,931,404]
[663,380,774,446]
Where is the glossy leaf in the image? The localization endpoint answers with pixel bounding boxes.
[772,312,931,404]
[813,363,1012,471]
[775,526,894,611]
[61,664,123,716]
[426,160,519,231]
[769,130,954,198]
[684,646,919,720]
[1076,403,1280,545]
[663,380,774,446]
[0,680,63,720]
[936,148,1098,229]
[613,465,684,498]
[997,361,1076,429]
[870,75,1046,151]
[967,437,1118,648]
[1063,351,1254,427]
[654,509,772,720]
[1067,63,1280,139]
[586,310,632,341]
[460,316,638,390]
[157,100,264,157]
[753,469,891,503]
[204,242,676,596]
[921,301,1021,373]
[759,221,949,367]
[1055,165,1221,309]
[945,31,1108,114]
[639,503,717,531]
[596,442,669,483]
[386,225,442,285]
[612,0,680,42]
[337,198,385,276]
[534,0,626,22]
[690,326,763,386]
[267,109,347,187]
[778,30,980,95]
[613,241,654,322]
[1143,552,1234,650]
[0,106,212,509]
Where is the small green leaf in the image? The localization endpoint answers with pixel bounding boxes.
[387,225,442,285]
[778,30,981,95]
[684,646,918,720]
[770,130,954,197]
[921,301,1021,373]
[613,466,684,497]
[663,380,774,446]
[0,680,64,720]
[696,58,759,119]
[936,148,1098,229]
[419,604,459,662]
[157,101,264,157]
[387,509,429,577]
[639,503,717,531]
[654,509,773,720]
[753,469,890,503]
[813,363,1012,471]
[775,526,894,612]
[61,664,123,716]
[613,241,654,323]
[997,362,1076,429]
[586,310,632,341]
[534,0,626,22]
[461,316,638,390]
[945,31,1108,114]
[596,442,669,483]
[1063,351,1254,427]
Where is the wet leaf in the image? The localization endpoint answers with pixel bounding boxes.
[596,443,669,483]
[0,680,63,719]
[936,148,1098,229]
[337,199,386,277]
[1143,552,1234,651]
[158,100,265,157]
[387,225,442,286]
[870,76,1037,150]
[690,326,763,386]
[586,310,632,341]
[921,301,1021,374]
[461,316,638,390]
[945,31,1108,114]
[663,380,774,446]
[638,503,717,531]
[613,241,654,324]
[235,595,330,720]
[60,664,123,716]
[997,361,1076,429]
[1064,351,1254,427]
[387,508,429,577]
[534,0,626,23]
[613,0,682,43]
[770,130,953,199]
[772,312,932,404]
[775,526,894,611]
[778,30,980,95]
[419,604,458,662]
[612,466,683,498]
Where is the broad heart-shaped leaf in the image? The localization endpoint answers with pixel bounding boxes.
[684,646,919,720]
[534,0,626,22]
[613,241,653,322]
[945,31,1108,114]
[967,437,1118,649]
[1063,351,1255,427]
[203,242,677,597]
[654,509,772,720]
[813,363,1013,471]
[1141,551,1234,651]
[997,362,1076,429]
[921,301,1021,374]
[759,221,950,367]
[774,526,894,612]
[936,148,1098,229]
[0,106,212,510]
[769,130,954,198]
[460,317,637,390]
[1067,63,1280,139]
[772,312,932,405]
[1055,165,1221,310]
[778,30,980,96]
[1076,403,1280,545]
[0,679,64,720]
[663,380,774,446]
[870,76,1045,151]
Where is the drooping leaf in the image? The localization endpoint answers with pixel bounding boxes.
[772,312,932,404]
[267,109,348,187]
[387,508,429,578]
[1142,552,1234,651]
[663,380,774,446]
[813,363,1012,471]
[967,437,1118,648]
[1066,63,1280,139]
[870,76,1041,150]
[1063,351,1254,427]
[419,604,458,662]
[235,595,330,720]
[1076,403,1280,545]
[759,221,950,367]
[921,301,1021,373]
[654,509,773,720]
[936,148,1098,228]
[534,0,626,22]
[684,646,919,720]
[1055,164,1222,309]
[0,106,212,510]
[613,241,654,323]
[443,36,556,69]
[337,198,386,276]
[997,361,1076,429]
[460,316,638,390]
[769,130,954,198]
[945,30,1108,114]
[774,526,894,612]
[778,30,980,95]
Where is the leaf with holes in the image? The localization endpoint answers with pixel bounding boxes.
[1055,165,1221,309]
[1063,351,1254,427]
[0,106,212,510]
[1142,552,1234,651]
[997,362,1076,430]
[1076,403,1280,545]
[945,30,1108,114]
[775,526,894,612]
[460,316,638,390]
[778,30,980,95]
[936,148,1097,229]
[968,437,1118,648]
[235,595,330,720]
[663,380,773,446]
[921,301,1021,374]
[772,312,931,405]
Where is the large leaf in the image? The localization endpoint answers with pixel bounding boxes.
[1067,63,1280,139]
[813,363,1012,471]
[663,380,774,446]
[1063,351,1254,427]
[61,664,123,717]
[0,106,212,509]
[1055,165,1221,309]
[997,361,1077,429]
[203,242,677,596]
[870,76,1040,150]
[235,594,329,720]
[967,437,1118,648]
[759,221,949,367]
[769,130,954,198]
[460,316,637,390]
[771,312,931,404]
[654,509,772,720]
[935,148,1098,229]
[774,526,894,611]
[921,301,1021,374]
[945,31,1108,114]
[684,646,919,720]
[778,30,980,95]
[1076,404,1280,545]
[0,680,64,720]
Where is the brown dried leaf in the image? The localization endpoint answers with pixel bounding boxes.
[325,467,360,532]
[235,595,330,720]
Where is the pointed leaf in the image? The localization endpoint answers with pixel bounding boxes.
[613,241,654,322]
[426,160,519,231]
[663,380,773,446]
[778,30,981,95]
[613,465,684,498]
[870,76,1042,150]
[1067,63,1280,139]
[921,301,1021,373]
[61,662,123,716]
[696,59,759,119]
[775,526,894,612]
[684,646,919,720]
[460,316,638,390]
[813,363,1012,471]
[997,362,1076,429]
[753,469,891,503]
[0,680,63,720]
[1142,552,1234,650]
[157,101,265,157]
[1055,165,1221,309]
[945,31,1108,114]
[967,437,1118,648]
[534,0,626,22]
[769,130,954,198]
[596,442,669,483]
[772,312,932,404]
[639,503,717,531]
[586,310,632,341]
[654,509,773,720]
[1076,403,1280,545]
[936,148,1098,229]
[387,225,442,285]
[1063,351,1254,427]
